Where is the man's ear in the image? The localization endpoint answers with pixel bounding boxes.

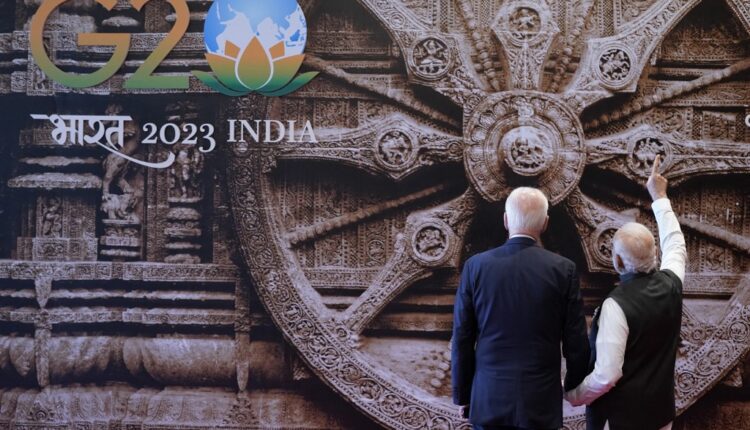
[613,253,625,273]
[503,212,508,231]
[541,216,549,234]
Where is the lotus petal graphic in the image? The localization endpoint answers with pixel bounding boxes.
[193,38,318,97]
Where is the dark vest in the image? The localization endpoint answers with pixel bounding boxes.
[587,269,683,430]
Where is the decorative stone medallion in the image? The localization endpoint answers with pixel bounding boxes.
[409,37,452,80]
[501,125,556,176]
[627,135,672,178]
[494,1,555,48]
[595,44,636,89]
[464,91,586,204]
[593,225,620,265]
[509,6,542,41]
[375,129,417,171]
[410,220,452,266]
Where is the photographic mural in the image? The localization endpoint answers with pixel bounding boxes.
[0,0,749,428]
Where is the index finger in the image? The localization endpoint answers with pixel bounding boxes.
[651,154,661,176]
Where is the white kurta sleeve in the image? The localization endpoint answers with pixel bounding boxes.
[652,198,687,283]
[565,298,628,406]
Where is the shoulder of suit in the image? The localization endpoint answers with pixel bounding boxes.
[462,252,483,268]
[534,247,576,269]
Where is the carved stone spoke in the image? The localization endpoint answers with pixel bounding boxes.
[272,114,464,181]
[339,189,480,336]
[675,281,750,413]
[403,32,489,110]
[564,0,702,112]
[491,1,559,90]
[564,188,636,273]
[725,0,750,35]
[305,55,461,129]
[349,1,489,109]
[602,188,750,258]
[586,125,750,185]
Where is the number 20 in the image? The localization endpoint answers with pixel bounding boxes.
[30,0,189,89]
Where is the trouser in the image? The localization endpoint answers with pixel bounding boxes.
[586,413,673,430]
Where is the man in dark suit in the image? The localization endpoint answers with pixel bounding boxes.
[451,187,590,430]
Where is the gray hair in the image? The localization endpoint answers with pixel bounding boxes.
[612,222,657,274]
[505,187,549,233]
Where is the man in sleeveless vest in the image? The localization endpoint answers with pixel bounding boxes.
[452,187,590,430]
[565,155,686,430]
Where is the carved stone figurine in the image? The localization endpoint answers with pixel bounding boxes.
[101,111,141,222]
[41,196,62,237]
[101,192,140,223]
[170,143,204,200]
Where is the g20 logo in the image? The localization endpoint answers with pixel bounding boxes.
[30,0,318,96]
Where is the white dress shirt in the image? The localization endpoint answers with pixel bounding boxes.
[510,233,537,241]
[565,198,687,430]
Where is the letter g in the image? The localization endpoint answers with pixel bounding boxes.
[30,0,130,88]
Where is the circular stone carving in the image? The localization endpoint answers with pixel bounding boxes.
[375,129,417,171]
[593,225,619,265]
[464,91,586,204]
[509,7,541,41]
[409,37,451,80]
[411,221,451,266]
[627,136,672,178]
[501,126,555,176]
[596,45,635,88]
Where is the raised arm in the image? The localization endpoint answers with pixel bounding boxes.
[647,155,687,283]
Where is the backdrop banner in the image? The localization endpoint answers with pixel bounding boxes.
[0,0,749,429]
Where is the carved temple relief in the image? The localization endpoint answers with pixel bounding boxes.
[9,116,100,261]
[165,101,205,264]
[100,105,144,261]
[491,1,559,90]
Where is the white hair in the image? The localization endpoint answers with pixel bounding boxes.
[612,222,657,274]
[504,187,549,234]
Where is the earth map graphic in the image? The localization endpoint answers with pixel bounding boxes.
[204,0,307,57]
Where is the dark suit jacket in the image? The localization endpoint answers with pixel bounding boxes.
[451,236,590,429]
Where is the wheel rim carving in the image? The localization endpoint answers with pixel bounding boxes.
[229,1,750,428]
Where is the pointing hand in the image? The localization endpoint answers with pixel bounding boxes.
[646,155,668,201]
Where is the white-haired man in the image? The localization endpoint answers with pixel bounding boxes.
[452,187,590,430]
[565,155,687,430]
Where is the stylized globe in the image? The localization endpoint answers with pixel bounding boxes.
[204,0,307,57]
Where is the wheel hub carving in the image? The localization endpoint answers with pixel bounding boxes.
[464,91,586,204]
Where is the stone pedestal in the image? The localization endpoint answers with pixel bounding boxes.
[165,198,203,264]
[100,218,141,260]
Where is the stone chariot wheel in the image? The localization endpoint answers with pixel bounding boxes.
[229,1,750,429]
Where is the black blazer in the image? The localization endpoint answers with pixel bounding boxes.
[451,236,590,429]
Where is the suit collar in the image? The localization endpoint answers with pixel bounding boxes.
[504,236,538,247]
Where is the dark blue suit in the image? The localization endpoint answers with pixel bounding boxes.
[451,237,590,430]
